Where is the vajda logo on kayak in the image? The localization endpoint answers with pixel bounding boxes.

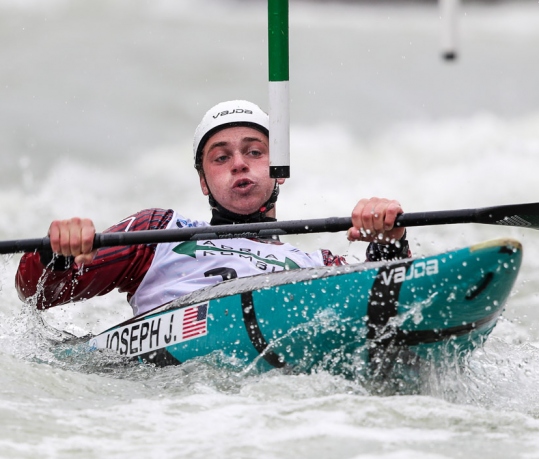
[380,259,439,286]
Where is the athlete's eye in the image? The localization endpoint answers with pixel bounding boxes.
[214,154,229,163]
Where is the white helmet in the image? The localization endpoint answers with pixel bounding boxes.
[193,100,269,170]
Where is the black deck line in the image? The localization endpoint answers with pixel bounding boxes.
[388,309,501,347]
[241,291,287,369]
[138,348,181,367]
[366,260,414,376]
[366,261,414,339]
[465,272,494,300]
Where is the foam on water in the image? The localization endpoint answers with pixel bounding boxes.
[2,113,539,457]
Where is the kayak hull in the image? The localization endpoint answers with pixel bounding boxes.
[87,238,522,380]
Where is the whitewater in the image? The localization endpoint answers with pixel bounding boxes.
[0,1,539,457]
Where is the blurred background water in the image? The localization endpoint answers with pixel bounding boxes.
[1,0,539,457]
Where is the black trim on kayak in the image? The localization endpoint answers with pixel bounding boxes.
[241,292,287,368]
[465,272,494,300]
[138,348,181,367]
[367,261,413,339]
[366,260,414,377]
[389,308,501,347]
[499,245,516,255]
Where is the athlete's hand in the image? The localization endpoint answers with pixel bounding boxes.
[48,217,97,265]
[347,197,405,244]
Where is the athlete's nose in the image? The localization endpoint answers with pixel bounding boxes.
[230,152,249,173]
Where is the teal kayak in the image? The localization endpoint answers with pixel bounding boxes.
[87,238,522,381]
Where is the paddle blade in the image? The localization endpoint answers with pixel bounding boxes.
[476,202,539,230]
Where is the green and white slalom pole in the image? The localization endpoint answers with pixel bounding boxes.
[268,0,290,178]
[440,0,460,60]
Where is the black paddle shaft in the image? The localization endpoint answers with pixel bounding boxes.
[396,202,539,230]
[1,202,538,255]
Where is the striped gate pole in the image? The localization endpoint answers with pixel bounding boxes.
[440,0,460,60]
[268,0,290,178]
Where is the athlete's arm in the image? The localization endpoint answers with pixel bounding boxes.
[15,208,174,309]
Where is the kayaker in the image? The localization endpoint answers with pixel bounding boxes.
[16,100,410,316]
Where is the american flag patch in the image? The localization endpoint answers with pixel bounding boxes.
[182,304,208,340]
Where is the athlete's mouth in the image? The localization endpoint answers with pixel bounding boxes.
[234,179,254,189]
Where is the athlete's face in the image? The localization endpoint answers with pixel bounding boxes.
[199,126,285,216]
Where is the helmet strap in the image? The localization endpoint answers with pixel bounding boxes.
[208,181,280,226]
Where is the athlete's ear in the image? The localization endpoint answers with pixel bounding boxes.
[277,178,286,185]
[199,172,209,196]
